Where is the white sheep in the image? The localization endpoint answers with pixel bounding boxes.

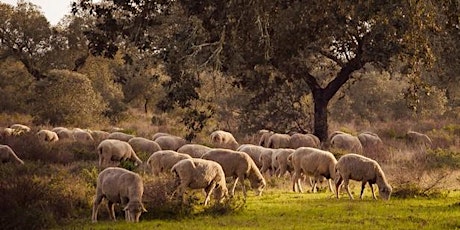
[177,144,212,158]
[236,144,268,169]
[154,135,187,151]
[10,123,31,134]
[202,148,266,197]
[128,137,162,155]
[258,147,276,175]
[289,133,321,149]
[0,144,24,165]
[290,147,337,193]
[267,133,291,149]
[90,130,110,143]
[36,129,59,142]
[92,167,147,222]
[151,132,171,141]
[210,130,239,150]
[0,127,15,139]
[73,129,95,143]
[272,148,296,177]
[258,130,274,147]
[97,139,143,168]
[330,132,363,154]
[171,158,229,206]
[56,128,76,141]
[146,150,192,176]
[335,153,392,200]
[358,131,384,154]
[406,131,432,147]
[107,132,135,142]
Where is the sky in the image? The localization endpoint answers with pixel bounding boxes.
[0,0,74,25]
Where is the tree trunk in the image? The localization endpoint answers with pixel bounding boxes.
[312,89,329,144]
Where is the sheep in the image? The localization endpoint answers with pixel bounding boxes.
[272,148,296,177]
[236,144,268,169]
[0,144,24,165]
[177,144,212,158]
[73,129,95,143]
[56,128,75,141]
[154,135,187,151]
[90,130,110,143]
[210,130,239,150]
[406,131,432,147]
[335,153,392,200]
[151,132,171,141]
[330,132,363,154]
[97,139,143,168]
[289,133,321,149]
[1,127,15,140]
[36,129,59,142]
[92,167,147,223]
[290,147,337,193]
[267,133,291,149]
[258,130,274,147]
[146,150,192,176]
[107,132,135,142]
[358,131,384,155]
[171,158,229,206]
[202,148,266,197]
[10,123,31,134]
[128,137,162,155]
[258,147,276,175]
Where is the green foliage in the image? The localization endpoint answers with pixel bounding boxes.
[0,59,35,113]
[425,148,460,169]
[392,183,447,199]
[31,69,107,127]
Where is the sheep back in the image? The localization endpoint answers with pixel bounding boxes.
[0,144,24,165]
[146,150,192,176]
[97,139,142,168]
[36,129,59,142]
[128,137,162,154]
[177,144,212,158]
[267,133,291,149]
[107,132,135,142]
[210,130,239,150]
[330,133,363,153]
[154,135,187,151]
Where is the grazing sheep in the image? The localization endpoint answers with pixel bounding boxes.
[10,123,31,134]
[406,131,432,147]
[273,148,296,177]
[107,132,135,142]
[171,158,229,206]
[73,129,95,143]
[128,137,162,155]
[290,147,337,193]
[154,135,187,151]
[358,131,384,155]
[0,144,24,165]
[146,150,192,176]
[51,127,67,133]
[36,129,59,142]
[97,139,143,168]
[56,128,75,141]
[236,144,269,169]
[258,130,274,147]
[267,133,291,149]
[330,132,363,154]
[335,153,392,200]
[258,148,276,175]
[92,167,147,223]
[202,149,266,197]
[151,132,171,141]
[289,133,321,149]
[210,130,239,150]
[90,130,110,143]
[177,144,212,158]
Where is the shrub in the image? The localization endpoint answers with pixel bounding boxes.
[425,148,460,169]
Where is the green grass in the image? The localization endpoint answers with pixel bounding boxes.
[65,189,460,230]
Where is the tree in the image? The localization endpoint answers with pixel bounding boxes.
[31,69,107,127]
[73,0,440,141]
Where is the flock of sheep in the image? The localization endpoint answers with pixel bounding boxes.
[0,124,434,223]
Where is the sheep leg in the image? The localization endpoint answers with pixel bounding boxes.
[204,182,217,206]
[107,201,116,221]
[230,177,239,197]
[238,175,247,198]
[369,183,377,200]
[335,176,343,199]
[344,179,354,200]
[292,172,303,193]
[327,178,334,193]
[360,181,366,199]
[91,195,104,223]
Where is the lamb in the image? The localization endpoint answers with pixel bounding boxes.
[36,129,59,142]
[92,167,147,223]
[272,148,296,177]
[73,129,95,143]
[128,137,162,155]
[154,135,187,151]
[267,133,291,149]
[146,150,192,176]
[97,139,143,168]
[236,144,269,169]
[177,144,212,158]
[335,153,392,200]
[202,148,266,197]
[406,131,432,147]
[289,133,321,149]
[258,130,274,147]
[107,132,135,142]
[330,132,363,154]
[0,144,24,165]
[171,158,229,206]
[210,130,239,150]
[290,147,337,193]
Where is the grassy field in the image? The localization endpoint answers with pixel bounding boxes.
[70,187,460,230]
